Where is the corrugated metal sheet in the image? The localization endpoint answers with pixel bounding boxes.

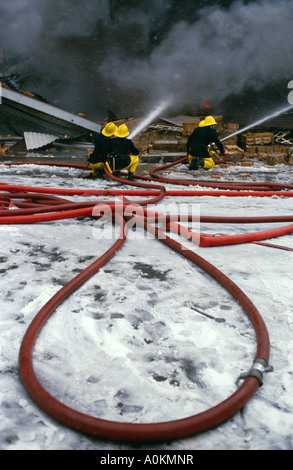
[0,82,101,137]
[24,132,59,150]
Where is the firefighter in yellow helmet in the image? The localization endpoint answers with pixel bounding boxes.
[106,124,140,180]
[86,122,117,178]
[187,116,230,170]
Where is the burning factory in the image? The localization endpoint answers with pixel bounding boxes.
[1,52,293,168]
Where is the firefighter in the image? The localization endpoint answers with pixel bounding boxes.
[106,124,140,180]
[187,116,230,170]
[87,122,117,178]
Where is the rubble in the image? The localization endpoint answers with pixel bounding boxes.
[0,91,292,169]
[258,152,287,165]
[182,120,201,136]
[132,114,293,167]
[241,132,275,146]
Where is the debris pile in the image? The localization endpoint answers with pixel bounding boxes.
[240,132,291,165]
[127,115,293,167]
[0,77,293,168]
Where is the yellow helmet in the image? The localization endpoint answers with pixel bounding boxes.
[198,119,206,127]
[114,124,129,138]
[201,115,217,127]
[102,122,117,137]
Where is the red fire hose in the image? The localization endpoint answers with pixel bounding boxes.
[0,159,289,441]
[16,200,270,442]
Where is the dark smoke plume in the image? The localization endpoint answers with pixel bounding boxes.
[0,0,292,120]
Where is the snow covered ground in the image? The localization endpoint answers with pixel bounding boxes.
[0,153,293,450]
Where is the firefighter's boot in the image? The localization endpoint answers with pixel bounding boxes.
[189,158,200,170]
[128,171,135,181]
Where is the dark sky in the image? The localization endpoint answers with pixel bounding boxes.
[0,0,292,120]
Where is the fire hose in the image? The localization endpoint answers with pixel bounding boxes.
[1,159,292,441]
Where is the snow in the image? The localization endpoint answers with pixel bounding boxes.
[0,154,293,450]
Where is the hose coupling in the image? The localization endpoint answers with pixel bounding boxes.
[237,358,273,387]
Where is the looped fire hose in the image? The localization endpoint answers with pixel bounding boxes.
[1,159,291,442]
[17,204,271,442]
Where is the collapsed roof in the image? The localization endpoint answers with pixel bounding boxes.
[0,82,101,149]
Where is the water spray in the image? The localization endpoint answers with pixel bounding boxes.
[221,104,293,142]
[128,98,172,139]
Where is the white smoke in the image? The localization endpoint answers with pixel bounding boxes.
[99,0,293,115]
[0,0,292,119]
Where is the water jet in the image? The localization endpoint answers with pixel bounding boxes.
[221,104,293,142]
[129,98,172,139]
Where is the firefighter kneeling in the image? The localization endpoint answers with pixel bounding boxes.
[187,116,230,170]
[105,124,140,181]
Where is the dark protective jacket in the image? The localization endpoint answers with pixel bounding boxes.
[87,133,112,164]
[110,137,139,157]
[108,137,140,170]
[187,126,225,158]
